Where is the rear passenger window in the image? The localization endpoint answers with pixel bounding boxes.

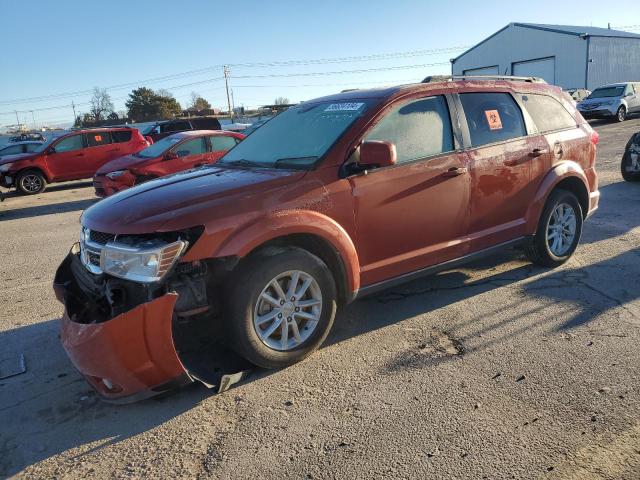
[86,132,112,147]
[172,137,207,156]
[459,93,526,147]
[365,95,454,164]
[210,135,238,152]
[111,130,133,143]
[520,94,576,133]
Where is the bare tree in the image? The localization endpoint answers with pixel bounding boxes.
[157,89,174,99]
[89,87,114,122]
[274,96,290,105]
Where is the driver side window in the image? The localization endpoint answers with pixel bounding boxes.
[364,95,454,164]
[54,134,84,153]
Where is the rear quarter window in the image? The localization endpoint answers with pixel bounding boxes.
[111,130,133,143]
[520,94,577,133]
[459,92,527,148]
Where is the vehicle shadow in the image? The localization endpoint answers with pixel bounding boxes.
[0,198,98,221]
[0,180,94,200]
[2,243,638,475]
[580,181,640,245]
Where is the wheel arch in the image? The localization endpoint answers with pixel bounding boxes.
[16,166,50,183]
[203,211,361,303]
[525,161,590,231]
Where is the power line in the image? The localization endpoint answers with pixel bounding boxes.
[0,46,465,106]
[0,62,448,116]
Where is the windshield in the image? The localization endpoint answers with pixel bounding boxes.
[588,86,625,99]
[219,100,373,169]
[135,135,182,158]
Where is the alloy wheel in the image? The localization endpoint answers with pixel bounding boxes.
[546,203,577,256]
[21,174,42,193]
[253,270,322,351]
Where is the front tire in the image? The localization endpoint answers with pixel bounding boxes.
[225,247,337,369]
[525,189,583,268]
[616,106,627,122]
[16,170,47,195]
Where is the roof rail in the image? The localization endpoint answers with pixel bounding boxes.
[449,75,547,84]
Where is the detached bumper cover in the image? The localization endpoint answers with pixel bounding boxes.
[54,251,192,402]
[94,172,135,198]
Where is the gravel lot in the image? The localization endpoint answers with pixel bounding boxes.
[1,119,639,479]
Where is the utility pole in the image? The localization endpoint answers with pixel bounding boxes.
[30,110,36,131]
[14,110,19,126]
[72,101,77,124]
[224,65,233,122]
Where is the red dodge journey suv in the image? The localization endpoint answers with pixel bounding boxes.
[54,77,599,402]
[0,127,148,194]
[93,130,245,197]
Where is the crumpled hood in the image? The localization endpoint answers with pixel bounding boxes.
[82,166,307,233]
[0,152,37,166]
[96,154,157,175]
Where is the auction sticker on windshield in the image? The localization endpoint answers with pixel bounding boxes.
[324,102,365,112]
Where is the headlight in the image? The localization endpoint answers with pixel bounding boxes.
[602,100,614,106]
[100,240,186,283]
[0,163,13,173]
[106,170,126,180]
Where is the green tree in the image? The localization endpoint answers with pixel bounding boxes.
[126,87,182,122]
[189,91,211,110]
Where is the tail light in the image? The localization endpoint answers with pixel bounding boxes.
[591,131,599,145]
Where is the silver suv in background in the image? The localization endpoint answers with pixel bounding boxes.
[577,82,640,122]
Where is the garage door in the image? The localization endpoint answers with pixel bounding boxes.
[462,66,500,76]
[512,57,556,84]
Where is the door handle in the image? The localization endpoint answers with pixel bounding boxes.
[442,166,468,177]
[529,148,548,158]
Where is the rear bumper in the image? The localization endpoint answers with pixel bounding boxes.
[54,250,192,402]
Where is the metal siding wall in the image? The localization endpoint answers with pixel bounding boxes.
[587,37,640,90]
[452,25,588,89]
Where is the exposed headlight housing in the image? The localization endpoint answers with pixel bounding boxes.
[0,163,14,173]
[106,170,126,180]
[100,240,186,283]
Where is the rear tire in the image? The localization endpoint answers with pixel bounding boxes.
[621,151,640,182]
[616,106,627,122]
[225,246,337,369]
[525,189,583,268]
[16,170,47,195]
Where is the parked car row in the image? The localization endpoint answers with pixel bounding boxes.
[53,77,602,402]
[0,124,245,195]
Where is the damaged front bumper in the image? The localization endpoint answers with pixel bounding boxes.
[54,246,192,402]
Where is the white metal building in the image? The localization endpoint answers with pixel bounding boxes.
[451,23,640,90]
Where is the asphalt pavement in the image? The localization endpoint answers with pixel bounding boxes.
[1,119,639,479]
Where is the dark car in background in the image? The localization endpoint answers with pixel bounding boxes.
[93,130,244,197]
[0,127,149,194]
[142,117,222,143]
[0,141,43,158]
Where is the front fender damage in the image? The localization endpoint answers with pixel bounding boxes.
[54,246,252,403]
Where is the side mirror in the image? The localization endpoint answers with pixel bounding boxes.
[360,141,397,168]
[164,151,178,160]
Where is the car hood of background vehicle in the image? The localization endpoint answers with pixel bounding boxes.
[0,152,37,166]
[95,154,157,175]
[82,166,307,233]
[579,97,619,106]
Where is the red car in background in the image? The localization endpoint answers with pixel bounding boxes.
[93,130,244,197]
[0,127,148,194]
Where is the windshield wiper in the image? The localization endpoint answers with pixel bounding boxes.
[222,159,267,168]
[274,156,317,169]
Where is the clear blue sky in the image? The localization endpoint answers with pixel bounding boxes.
[1,0,639,127]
